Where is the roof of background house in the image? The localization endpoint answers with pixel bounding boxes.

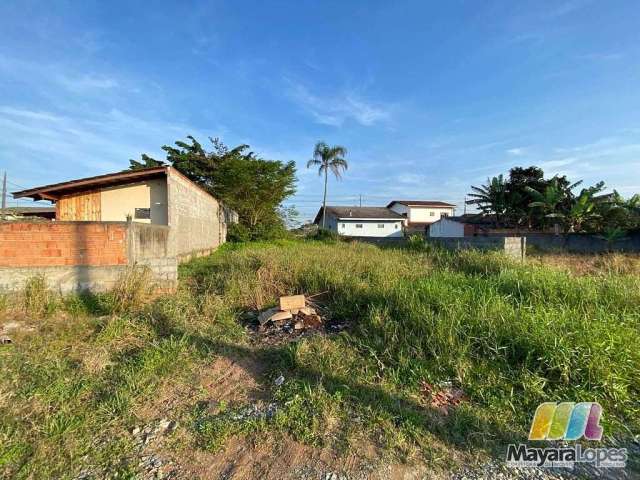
[12,166,169,202]
[0,206,56,218]
[387,200,456,208]
[313,206,404,224]
[439,214,496,225]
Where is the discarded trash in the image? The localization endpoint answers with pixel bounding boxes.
[420,380,466,415]
[274,375,285,386]
[251,294,337,341]
[279,294,306,311]
[0,336,12,345]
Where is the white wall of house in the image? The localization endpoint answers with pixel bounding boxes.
[337,219,403,237]
[388,203,409,223]
[429,218,465,237]
[388,203,455,224]
[100,179,168,225]
[407,206,455,223]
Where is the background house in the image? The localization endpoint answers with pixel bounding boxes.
[387,200,456,233]
[314,206,404,238]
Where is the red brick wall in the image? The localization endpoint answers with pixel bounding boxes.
[0,222,128,267]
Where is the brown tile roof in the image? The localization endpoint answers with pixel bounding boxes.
[12,167,168,201]
[387,200,456,208]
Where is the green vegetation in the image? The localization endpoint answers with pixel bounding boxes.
[306,141,348,229]
[1,241,639,477]
[130,136,297,240]
[468,165,640,233]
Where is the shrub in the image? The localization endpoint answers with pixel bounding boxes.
[311,228,340,242]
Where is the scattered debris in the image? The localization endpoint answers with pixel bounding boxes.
[274,374,285,386]
[0,321,35,345]
[248,294,347,344]
[131,418,177,448]
[229,402,279,421]
[420,380,466,415]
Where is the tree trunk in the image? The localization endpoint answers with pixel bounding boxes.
[321,165,328,229]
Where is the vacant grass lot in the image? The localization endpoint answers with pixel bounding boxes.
[1,240,639,478]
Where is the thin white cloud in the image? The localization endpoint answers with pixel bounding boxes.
[577,53,624,61]
[55,73,119,91]
[285,79,390,127]
[0,105,206,188]
[507,147,526,156]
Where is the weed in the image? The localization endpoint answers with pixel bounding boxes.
[21,275,58,316]
[107,266,153,314]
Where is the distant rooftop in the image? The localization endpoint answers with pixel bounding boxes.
[387,200,456,208]
[314,206,404,224]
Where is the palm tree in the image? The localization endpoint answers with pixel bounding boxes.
[466,175,508,227]
[307,141,348,228]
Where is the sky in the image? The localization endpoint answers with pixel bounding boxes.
[1,0,639,221]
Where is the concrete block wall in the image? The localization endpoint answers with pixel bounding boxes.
[167,168,225,261]
[426,236,526,260]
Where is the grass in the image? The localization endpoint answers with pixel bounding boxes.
[1,239,639,477]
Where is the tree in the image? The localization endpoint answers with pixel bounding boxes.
[129,153,164,170]
[466,175,508,227]
[526,177,567,230]
[130,136,296,240]
[505,167,546,228]
[306,141,348,228]
[566,190,599,232]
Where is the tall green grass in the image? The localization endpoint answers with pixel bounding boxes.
[184,241,640,446]
[1,240,639,477]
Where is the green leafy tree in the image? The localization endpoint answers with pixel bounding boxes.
[566,190,599,232]
[129,153,164,170]
[525,177,567,230]
[130,136,296,240]
[504,167,546,228]
[466,175,508,227]
[306,141,348,228]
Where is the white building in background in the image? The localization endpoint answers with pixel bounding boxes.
[387,200,456,233]
[313,206,404,238]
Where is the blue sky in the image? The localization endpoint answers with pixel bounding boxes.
[1,0,639,221]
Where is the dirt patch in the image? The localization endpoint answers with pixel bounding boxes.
[200,354,269,405]
[136,349,269,424]
[168,432,437,480]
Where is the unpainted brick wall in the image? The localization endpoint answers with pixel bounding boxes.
[0,222,128,267]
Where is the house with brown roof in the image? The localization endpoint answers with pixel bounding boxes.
[387,200,456,233]
[313,206,404,238]
[12,166,237,260]
[1,167,237,292]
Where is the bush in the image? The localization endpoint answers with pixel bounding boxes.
[311,228,340,242]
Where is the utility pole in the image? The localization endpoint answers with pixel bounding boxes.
[463,195,467,215]
[359,194,362,207]
[1,171,6,210]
